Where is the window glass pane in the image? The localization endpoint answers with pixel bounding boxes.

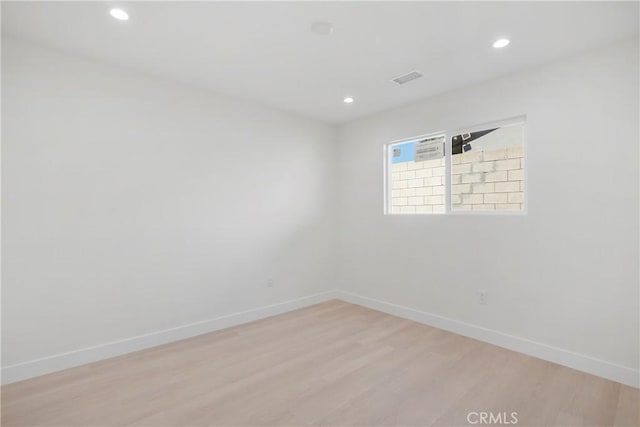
[450,123,525,212]
[389,135,445,214]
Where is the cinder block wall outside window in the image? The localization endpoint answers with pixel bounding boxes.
[451,147,524,211]
[389,122,525,213]
[391,158,445,213]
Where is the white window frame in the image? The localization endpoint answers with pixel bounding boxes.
[384,115,527,216]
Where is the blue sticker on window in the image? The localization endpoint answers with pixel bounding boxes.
[391,141,416,164]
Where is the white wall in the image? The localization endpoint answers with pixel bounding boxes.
[336,39,639,374]
[2,38,337,368]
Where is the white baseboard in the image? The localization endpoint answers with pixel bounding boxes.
[1,291,339,385]
[4,289,638,389]
[336,290,639,388]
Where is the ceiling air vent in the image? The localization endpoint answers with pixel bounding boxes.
[392,71,424,85]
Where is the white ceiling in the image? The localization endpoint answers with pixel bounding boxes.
[2,1,638,124]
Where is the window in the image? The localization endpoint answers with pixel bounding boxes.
[385,117,525,214]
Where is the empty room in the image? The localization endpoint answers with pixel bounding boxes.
[1,1,638,426]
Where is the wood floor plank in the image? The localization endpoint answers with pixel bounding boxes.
[1,300,633,426]
[613,385,640,426]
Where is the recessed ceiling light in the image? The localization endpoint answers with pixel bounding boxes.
[493,38,510,49]
[311,21,334,36]
[109,8,129,21]
[343,97,354,104]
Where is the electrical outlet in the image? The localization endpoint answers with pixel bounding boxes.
[478,290,487,305]
[267,278,274,288]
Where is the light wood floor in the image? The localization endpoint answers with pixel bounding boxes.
[2,300,638,426]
